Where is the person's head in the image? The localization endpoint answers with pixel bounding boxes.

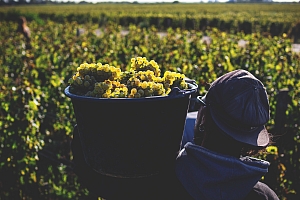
[18,17,27,26]
[193,69,271,157]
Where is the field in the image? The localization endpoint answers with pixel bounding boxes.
[2,3,300,35]
[0,3,300,199]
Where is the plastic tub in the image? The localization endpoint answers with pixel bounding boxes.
[65,82,197,178]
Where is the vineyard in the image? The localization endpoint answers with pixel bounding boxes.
[0,3,300,199]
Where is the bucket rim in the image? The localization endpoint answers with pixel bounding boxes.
[64,82,197,102]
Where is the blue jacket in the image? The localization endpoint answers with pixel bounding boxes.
[176,142,271,200]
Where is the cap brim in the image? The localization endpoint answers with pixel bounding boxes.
[209,106,269,147]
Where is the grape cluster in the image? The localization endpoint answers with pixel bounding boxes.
[68,57,188,98]
[162,71,187,91]
[126,73,165,98]
[130,57,161,77]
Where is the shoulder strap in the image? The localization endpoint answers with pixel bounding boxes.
[244,181,279,200]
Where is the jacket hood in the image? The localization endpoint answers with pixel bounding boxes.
[175,142,270,200]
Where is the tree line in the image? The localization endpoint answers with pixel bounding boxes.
[1,0,299,6]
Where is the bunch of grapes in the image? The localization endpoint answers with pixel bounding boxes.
[85,80,128,98]
[68,57,188,98]
[130,57,161,77]
[162,71,188,92]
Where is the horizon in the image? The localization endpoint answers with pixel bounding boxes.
[3,0,299,4]
[22,0,300,3]
[64,0,298,3]
[69,0,298,3]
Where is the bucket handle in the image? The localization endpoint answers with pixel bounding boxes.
[168,82,198,98]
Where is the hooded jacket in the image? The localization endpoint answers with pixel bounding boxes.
[176,142,274,200]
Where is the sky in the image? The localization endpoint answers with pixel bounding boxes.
[74,0,299,3]
[67,0,298,2]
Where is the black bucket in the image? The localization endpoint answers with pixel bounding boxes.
[65,83,197,178]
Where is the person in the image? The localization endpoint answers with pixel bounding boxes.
[16,16,31,49]
[176,69,279,200]
[71,69,279,199]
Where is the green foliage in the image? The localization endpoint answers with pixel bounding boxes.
[1,3,300,35]
[0,7,299,199]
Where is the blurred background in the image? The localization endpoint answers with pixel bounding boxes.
[0,1,300,199]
